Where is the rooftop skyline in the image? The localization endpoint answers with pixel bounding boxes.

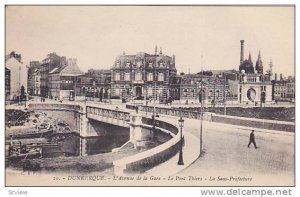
[6,6,294,76]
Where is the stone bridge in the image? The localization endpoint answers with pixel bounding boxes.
[27,103,183,174]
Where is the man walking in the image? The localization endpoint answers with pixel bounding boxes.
[248,130,257,149]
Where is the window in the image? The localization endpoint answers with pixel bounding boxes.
[125,73,130,81]
[148,87,153,97]
[147,73,153,81]
[183,89,187,97]
[115,73,120,81]
[158,73,164,81]
[191,89,195,97]
[135,72,142,81]
[115,88,120,96]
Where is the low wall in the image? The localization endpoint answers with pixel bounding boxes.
[211,113,295,132]
[126,104,294,132]
[113,116,181,175]
[126,104,211,121]
[28,103,81,111]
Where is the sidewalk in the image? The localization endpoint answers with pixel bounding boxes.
[145,125,200,176]
[134,110,201,176]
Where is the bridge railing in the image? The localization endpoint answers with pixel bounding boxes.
[28,103,82,112]
[126,104,201,120]
[86,106,131,121]
[86,106,131,128]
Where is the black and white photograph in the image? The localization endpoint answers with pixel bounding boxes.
[4,5,295,187]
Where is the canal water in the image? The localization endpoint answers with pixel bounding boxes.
[43,132,129,157]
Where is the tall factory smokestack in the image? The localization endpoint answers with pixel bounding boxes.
[240,40,245,65]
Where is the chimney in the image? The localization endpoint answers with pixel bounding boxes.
[155,45,157,55]
[275,73,277,81]
[280,73,283,81]
[240,40,245,64]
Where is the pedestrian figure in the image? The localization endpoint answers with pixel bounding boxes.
[135,105,139,113]
[8,120,11,128]
[248,130,257,149]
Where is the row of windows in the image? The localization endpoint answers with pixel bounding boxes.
[247,77,258,82]
[114,73,164,81]
[115,62,168,68]
[261,86,266,91]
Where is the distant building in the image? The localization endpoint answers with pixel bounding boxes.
[5,52,28,100]
[75,69,111,100]
[40,53,67,98]
[110,47,177,103]
[33,69,41,96]
[5,68,11,101]
[238,40,273,104]
[48,58,83,100]
[287,78,295,99]
[273,74,295,101]
[179,73,230,104]
[27,61,41,95]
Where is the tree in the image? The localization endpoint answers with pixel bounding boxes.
[20,85,25,100]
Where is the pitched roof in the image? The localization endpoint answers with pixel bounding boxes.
[60,63,83,76]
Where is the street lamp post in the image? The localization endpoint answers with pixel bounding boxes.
[200,80,203,155]
[24,93,27,108]
[178,116,184,165]
[223,77,227,115]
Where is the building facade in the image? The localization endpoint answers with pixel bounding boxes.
[273,75,295,101]
[5,68,11,101]
[238,40,273,104]
[27,61,41,96]
[287,78,295,99]
[48,58,83,100]
[179,74,230,104]
[40,53,67,98]
[75,69,111,101]
[110,48,177,103]
[5,52,28,100]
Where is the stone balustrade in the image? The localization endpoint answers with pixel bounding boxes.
[86,106,131,128]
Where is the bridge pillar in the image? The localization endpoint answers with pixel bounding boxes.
[80,138,88,156]
[129,113,153,150]
[80,112,89,137]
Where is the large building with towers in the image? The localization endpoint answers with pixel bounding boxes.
[238,40,273,104]
[110,47,177,103]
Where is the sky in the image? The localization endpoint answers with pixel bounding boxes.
[6,6,295,76]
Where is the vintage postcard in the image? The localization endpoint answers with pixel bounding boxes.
[5,5,295,187]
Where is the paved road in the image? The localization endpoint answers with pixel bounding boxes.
[178,119,294,186]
